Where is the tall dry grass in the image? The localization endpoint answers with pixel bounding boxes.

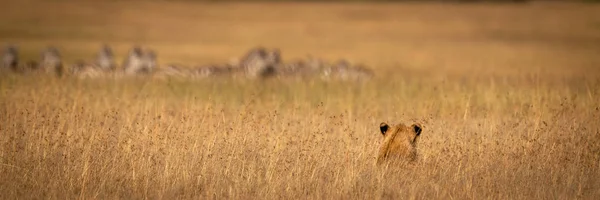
[1,74,599,199]
[2,1,600,199]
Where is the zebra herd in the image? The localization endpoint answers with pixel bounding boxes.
[1,44,374,81]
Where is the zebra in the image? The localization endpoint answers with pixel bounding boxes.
[321,59,374,82]
[96,44,115,71]
[123,46,158,75]
[41,46,64,77]
[122,46,146,75]
[280,55,327,79]
[152,64,192,79]
[142,49,157,73]
[2,45,18,72]
[153,64,234,80]
[237,46,281,79]
[193,64,236,78]
[70,60,107,79]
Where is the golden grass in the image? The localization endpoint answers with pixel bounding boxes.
[1,1,600,199]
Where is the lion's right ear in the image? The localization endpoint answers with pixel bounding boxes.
[412,124,422,136]
[380,122,389,136]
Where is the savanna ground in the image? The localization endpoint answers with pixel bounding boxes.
[1,0,600,199]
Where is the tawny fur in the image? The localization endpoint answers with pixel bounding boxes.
[377,122,422,165]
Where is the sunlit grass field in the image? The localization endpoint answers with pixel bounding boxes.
[1,1,600,199]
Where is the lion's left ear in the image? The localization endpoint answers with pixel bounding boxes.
[380,122,389,136]
[412,124,422,136]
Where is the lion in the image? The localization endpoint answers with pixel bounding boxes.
[376,122,423,165]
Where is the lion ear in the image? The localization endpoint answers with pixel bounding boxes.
[412,124,422,136]
[380,122,389,136]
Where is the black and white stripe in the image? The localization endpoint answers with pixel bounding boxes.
[2,45,18,72]
[237,47,280,79]
[41,46,63,77]
[96,45,115,71]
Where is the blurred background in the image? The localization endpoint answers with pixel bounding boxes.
[2,0,599,78]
